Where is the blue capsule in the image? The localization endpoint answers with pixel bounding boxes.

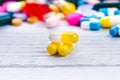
[81,21,101,31]
[109,26,120,37]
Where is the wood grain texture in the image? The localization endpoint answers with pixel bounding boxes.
[0,22,119,67]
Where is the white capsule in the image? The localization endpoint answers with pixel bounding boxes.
[7,2,22,12]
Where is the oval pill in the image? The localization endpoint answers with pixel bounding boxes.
[27,16,38,24]
[11,18,22,26]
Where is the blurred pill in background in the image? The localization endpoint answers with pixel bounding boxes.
[11,18,23,26]
[13,13,27,21]
[66,13,84,26]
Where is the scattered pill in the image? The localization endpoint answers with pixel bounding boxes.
[100,15,120,28]
[11,18,22,26]
[27,16,38,24]
[49,32,79,44]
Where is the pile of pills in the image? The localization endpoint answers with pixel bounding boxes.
[47,32,79,56]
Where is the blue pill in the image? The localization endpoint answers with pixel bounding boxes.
[109,26,120,37]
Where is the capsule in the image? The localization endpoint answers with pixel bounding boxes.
[58,43,73,56]
[47,42,58,55]
[114,10,120,15]
[109,25,120,37]
[99,8,118,16]
[0,13,11,26]
[80,18,100,23]
[47,42,73,57]
[53,0,76,15]
[6,2,23,12]
[100,15,120,28]
[87,12,105,19]
[49,32,79,44]
[81,21,101,31]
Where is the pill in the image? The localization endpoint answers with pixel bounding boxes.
[88,12,105,19]
[49,32,79,44]
[0,6,5,12]
[49,4,60,13]
[7,2,22,12]
[114,10,120,15]
[66,13,84,26]
[99,8,118,16]
[109,25,120,37]
[11,18,22,26]
[80,18,99,23]
[27,16,38,24]
[100,15,120,28]
[81,21,101,30]
[47,42,58,55]
[45,15,60,28]
[13,13,27,21]
[0,13,11,25]
[19,1,26,11]
[53,0,76,15]
[58,43,73,57]
[2,1,14,12]
[56,12,65,20]
[43,12,56,20]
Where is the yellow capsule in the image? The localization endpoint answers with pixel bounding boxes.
[61,32,79,44]
[49,4,60,13]
[53,1,76,15]
[49,32,79,44]
[60,2,76,15]
[58,43,73,57]
[47,42,58,55]
[100,16,111,28]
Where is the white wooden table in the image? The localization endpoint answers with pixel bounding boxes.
[0,21,120,80]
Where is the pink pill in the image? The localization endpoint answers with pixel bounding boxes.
[66,13,84,26]
[0,6,5,12]
[2,1,14,12]
[45,15,60,28]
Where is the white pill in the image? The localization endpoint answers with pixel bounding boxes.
[7,2,22,12]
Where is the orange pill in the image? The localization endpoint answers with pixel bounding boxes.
[49,4,60,13]
[11,18,22,26]
[27,16,38,24]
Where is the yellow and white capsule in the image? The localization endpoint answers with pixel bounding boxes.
[49,32,79,44]
[100,15,120,28]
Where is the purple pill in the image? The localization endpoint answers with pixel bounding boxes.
[13,13,27,21]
